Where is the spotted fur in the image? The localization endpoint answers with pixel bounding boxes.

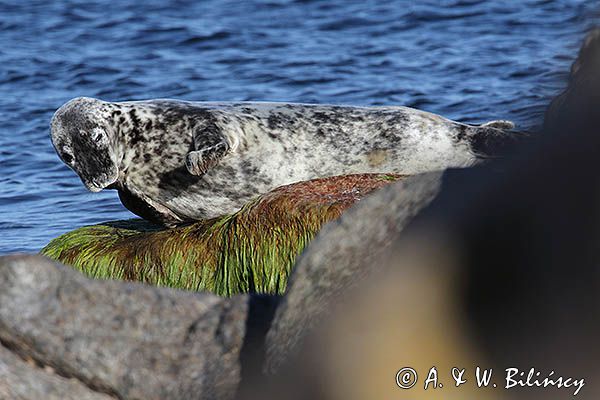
[51,97,518,226]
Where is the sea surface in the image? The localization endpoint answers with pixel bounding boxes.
[0,0,598,254]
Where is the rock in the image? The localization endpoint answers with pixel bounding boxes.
[41,174,403,296]
[264,172,442,373]
[0,255,248,400]
[0,345,113,400]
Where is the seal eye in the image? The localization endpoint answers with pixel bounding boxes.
[63,153,74,164]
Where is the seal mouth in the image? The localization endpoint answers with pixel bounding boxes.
[83,174,118,193]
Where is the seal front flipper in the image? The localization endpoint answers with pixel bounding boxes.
[185,141,229,176]
[185,122,231,176]
[117,185,185,227]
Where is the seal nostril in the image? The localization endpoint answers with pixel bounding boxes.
[63,153,73,164]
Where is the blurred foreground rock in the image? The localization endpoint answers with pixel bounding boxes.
[0,255,248,400]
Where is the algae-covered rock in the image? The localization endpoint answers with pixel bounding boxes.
[41,174,402,295]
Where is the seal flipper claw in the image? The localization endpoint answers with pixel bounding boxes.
[186,142,229,176]
[186,119,231,176]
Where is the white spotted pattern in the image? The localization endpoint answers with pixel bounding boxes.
[51,97,516,225]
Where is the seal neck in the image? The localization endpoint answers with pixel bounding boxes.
[100,103,138,176]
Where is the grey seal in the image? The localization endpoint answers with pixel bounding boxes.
[50,97,518,226]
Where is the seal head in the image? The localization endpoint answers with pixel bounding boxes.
[51,97,119,192]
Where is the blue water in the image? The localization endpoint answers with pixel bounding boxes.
[0,0,598,254]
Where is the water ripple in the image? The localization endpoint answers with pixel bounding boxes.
[0,0,598,253]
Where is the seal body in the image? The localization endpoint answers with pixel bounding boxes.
[51,97,517,226]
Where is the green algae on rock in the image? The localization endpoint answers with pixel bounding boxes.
[41,174,403,296]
